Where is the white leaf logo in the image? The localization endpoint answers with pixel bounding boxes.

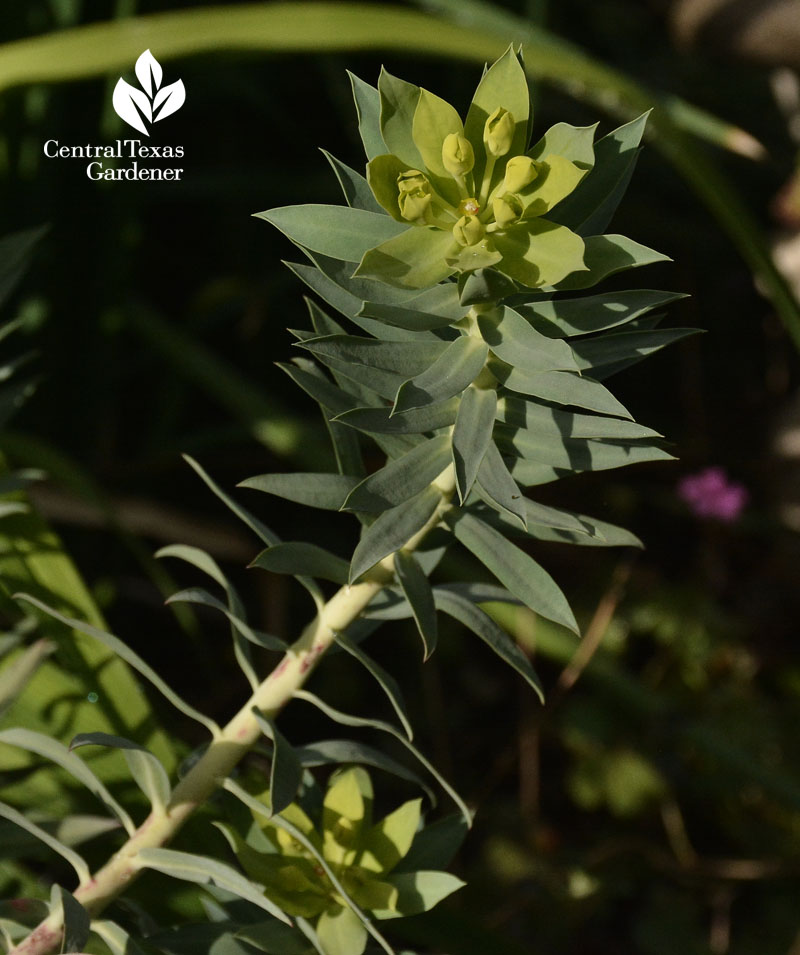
[112,50,185,136]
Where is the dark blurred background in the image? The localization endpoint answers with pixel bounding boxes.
[3,1,800,953]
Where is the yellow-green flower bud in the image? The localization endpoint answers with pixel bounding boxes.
[492,193,523,228]
[453,214,485,247]
[398,187,432,222]
[504,155,539,193]
[397,169,433,222]
[484,107,515,157]
[397,169,428,193]
[442,133,475,177]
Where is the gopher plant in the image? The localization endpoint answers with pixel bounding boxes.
[0,48,690,955]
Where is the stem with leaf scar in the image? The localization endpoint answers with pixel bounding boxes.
[7,470,458,955]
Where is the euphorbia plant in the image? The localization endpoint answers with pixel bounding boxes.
[0,47,691,955]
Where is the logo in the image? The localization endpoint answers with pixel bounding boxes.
[112,50,186,136]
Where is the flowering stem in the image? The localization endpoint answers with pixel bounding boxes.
[8,471,458,955]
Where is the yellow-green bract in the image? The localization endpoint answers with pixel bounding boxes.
[359,46,592,290]
[217,767,464,955]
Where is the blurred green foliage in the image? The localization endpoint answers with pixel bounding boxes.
[2,1,800,953]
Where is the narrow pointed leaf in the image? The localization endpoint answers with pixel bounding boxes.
[251,543,350,585]
[293,690,471,825]
[349,72,385,161]
[166,587,286,651]
[251,709,303,815]
[335,400,458,436]
[15,595,219,735]
[550,114,649,234]
[452,386,497,502]
[294,738,429,796]
[395,551,438,660]
[433,587,544,700]
[0,729,135,836]
[334,632,413,741]
[50,885,89,954]
[0,801,90,885]
[302,335,445,380]
[446,511,578,633]
[182,455,279,547]
[91,920,147,955]
[524,515,643,548]
[258,205,407,263]
[553,235,670,291]
[508,443,675,484]
[350,486,440,582]
[393,336,487,415]
[322,150,383,213]
[344,435,451,513]
[135,848,291,924]
[70,732,170,813]
[497,395,662,440]
[571,327,701,374]
[478,305,578,373]
[491,363,633,419]
[238,472,359,510]
[474,442,527,529]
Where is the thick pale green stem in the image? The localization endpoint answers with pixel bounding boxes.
[8,471,457,955]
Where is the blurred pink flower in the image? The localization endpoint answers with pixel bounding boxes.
[677,467,748,523]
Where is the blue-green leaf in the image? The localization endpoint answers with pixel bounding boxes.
[552,235,670,291]
[50,885,89,954]
[549,114,649,235]
[258,205,407,263]
[334,400,458,436]
[571,327,701,376]
[251,543,350,585]
[334,633,413,740]
[477,305,578,373]
[348,72,386,162]
[322,150,384,214]
[393,335,488,415]
[395,551,438,660]
[135,848,291,924]
[292,690,471,825]
[70,732,170,814]
[491,362,633,419]
[350,486,440,583]
[344,435,451,513]
[0,801,90,885]
[519,289,689,338]
[433,588,544,700]
[0,729,134,836]
[15,595,219,735]
[251,709,303,815]
[446,511,578,633]
[497,396,661,440]
[452,386,497,502]
[238,472,359,511]
[475,442,527,530]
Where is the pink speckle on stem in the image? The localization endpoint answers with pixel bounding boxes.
[677,467,748,523]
